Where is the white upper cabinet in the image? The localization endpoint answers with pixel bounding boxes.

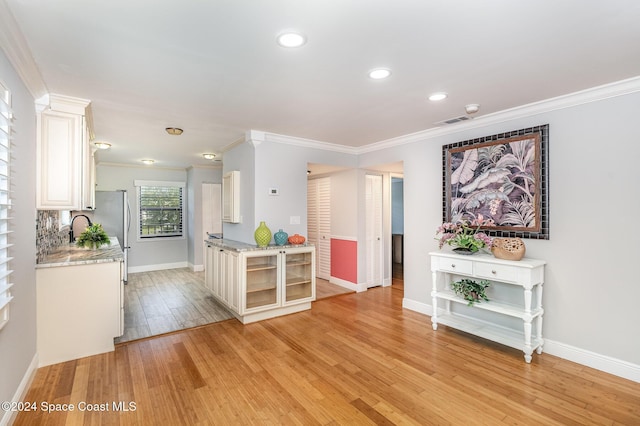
[222,170,240,223]
[36,94,95,210]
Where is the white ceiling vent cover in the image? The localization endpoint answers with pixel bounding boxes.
[435,115,473,126]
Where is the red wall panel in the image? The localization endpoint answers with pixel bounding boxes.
[330,239,357,284]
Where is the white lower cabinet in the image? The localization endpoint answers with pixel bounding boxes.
[206,243,315,324]
[206,244,239,311]
[430,251,546,363]
[36,260,123,366]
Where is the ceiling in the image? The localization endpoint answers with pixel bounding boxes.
[5,1,640,169]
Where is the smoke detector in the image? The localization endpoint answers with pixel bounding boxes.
[465,104,480,114]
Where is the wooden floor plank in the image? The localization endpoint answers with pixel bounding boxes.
[15,279,640,426]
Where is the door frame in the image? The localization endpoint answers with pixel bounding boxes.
[365,173,384,288]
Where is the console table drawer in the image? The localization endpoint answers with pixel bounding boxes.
[474,262,519,283]
[433,257,473,275]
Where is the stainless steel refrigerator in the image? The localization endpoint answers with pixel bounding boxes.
[93,190,130,283]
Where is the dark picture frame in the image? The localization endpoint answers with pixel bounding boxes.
[442,124,549,239]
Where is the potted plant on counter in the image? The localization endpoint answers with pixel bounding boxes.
[76,223,111,249]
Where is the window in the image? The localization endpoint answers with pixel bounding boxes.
[135,180,185,239]
[0,80,13,330]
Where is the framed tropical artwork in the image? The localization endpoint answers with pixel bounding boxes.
[442,124,549,239]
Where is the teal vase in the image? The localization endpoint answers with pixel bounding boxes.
[274,229,288,246]
[254,221,272,247]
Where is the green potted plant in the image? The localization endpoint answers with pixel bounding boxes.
[450,278,490,306]
[76,223,111,249]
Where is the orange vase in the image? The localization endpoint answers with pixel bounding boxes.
[287,234,306,245]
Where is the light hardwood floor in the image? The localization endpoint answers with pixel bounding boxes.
[117,270,355,343]
[16,281,640,425]
[315,277,354,299]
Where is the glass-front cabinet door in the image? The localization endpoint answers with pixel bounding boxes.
[244,253,278,311]
[283,250,314,303]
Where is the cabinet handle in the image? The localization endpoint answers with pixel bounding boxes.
[492,270,497,274]
[451,264,456,268]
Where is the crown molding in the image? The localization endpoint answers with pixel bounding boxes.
[0,0,47,99]
[187,164,222,171]
[358,76,640,154]
[246,129,265,148]
[96,161,188,171]
[263,131,359,155]
[221,135,246,153]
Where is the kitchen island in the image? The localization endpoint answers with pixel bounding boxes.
[204,238,315,324]
[36,239,124,366]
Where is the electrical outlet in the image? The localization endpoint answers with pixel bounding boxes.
[290,216,300,225]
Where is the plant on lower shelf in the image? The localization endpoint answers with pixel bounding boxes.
[450,278,490,306]
[76,223,111,249]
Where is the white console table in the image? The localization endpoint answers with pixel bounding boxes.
[430,251,546,363]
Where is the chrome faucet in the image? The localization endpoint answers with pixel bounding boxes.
[69,214,93,243]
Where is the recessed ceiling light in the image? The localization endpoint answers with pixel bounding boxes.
[165,127,183,135]
[94,141,111,150]
[141,159,155,165]
[368,68,392,80]
[203,153,216,160]
[429,92,448,102]
[276,32,307,48]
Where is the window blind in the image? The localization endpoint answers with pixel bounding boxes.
[136,182,184,239]
[0,80,14,331]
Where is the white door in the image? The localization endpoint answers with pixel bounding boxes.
[202,183,222,273]
[307,177,331,280]
[365,174,383,288]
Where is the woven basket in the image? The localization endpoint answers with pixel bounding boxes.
[491,237,526,261]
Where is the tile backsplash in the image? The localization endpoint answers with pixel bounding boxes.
[36,210,68,263]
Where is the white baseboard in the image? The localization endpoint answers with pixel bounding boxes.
[190,263,204,272]
[1,353,39,426]
[327,277,373,293]
[128,261,189,273]
[402,297,433,316]
[329,276,362,292]
[544,340,640,383]
[402,297,640,383]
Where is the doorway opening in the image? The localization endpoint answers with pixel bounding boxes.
[391,176,404,290]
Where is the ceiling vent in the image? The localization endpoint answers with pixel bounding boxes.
[435,115,473,126]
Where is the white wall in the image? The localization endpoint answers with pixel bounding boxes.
[186,166,221,269]
[224,134,358,244]
[359,90,640,370]
[96,164,189,271]
[0,50,38,421]
[221,140,255,243]
[391,177,404,234]
[328,169,358,238]
[253,141,309,238]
